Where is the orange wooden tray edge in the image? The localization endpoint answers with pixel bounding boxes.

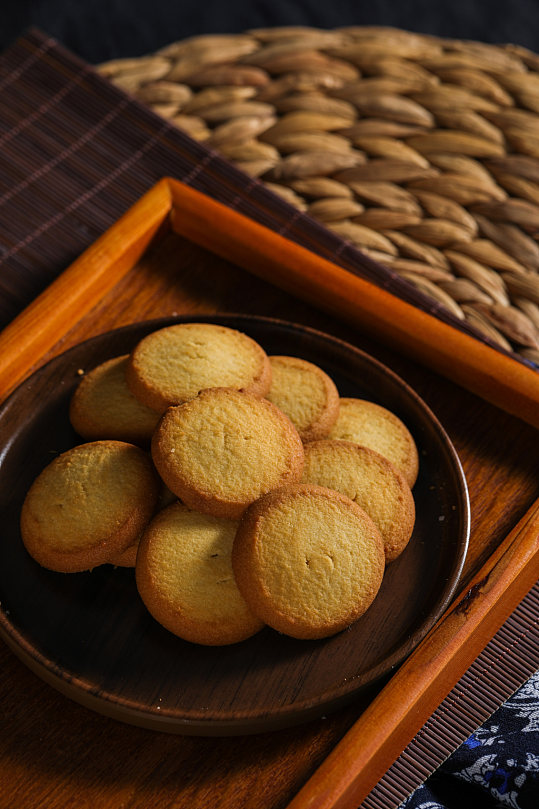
[1,176,539,429]
[166,178,539,431]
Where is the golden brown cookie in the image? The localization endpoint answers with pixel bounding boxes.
[20,441,159,573]
[232,483,385,640]
[151,387,305,519]
[301,439,415,563]
[136,502,264,645]
[265,355,340,442]
[126,322,272,413]
[69,355,161,444]
[328,398,419,487]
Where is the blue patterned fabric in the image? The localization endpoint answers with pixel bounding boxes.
[400,671,539,809]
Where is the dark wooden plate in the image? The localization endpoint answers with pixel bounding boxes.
[0,314,469,735]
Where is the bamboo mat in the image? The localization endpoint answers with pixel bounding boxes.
[0,27,530,374]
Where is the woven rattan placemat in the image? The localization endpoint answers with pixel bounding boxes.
[99,26,539,366]
[0,29,471,338]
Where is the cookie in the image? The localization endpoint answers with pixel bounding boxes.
[301,439,415,563]
[126,322,272,413]
[265,355,340,442]
[232,483,385,640]
[151,387,305,519]
[136,502,264,645]
[328,398,419,487]
[69,355,161,444]
[20,441,159,573]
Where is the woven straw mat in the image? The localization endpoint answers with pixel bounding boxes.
[98,26,539,366]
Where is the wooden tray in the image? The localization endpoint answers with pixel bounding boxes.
[0,176,538,804]
[0,314,468,734]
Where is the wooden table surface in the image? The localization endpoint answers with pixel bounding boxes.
[2,226,539,809]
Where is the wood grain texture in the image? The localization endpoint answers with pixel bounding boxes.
[1,186,539,809]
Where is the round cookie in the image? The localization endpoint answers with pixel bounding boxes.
[151,387,305,519]
[301,439,415,563]
[136,502,264,645]
[232,484,385,640]
[266,355,340,442]
[328,398,419,487]
[20,441,159,573]
[126,322,272,413]
[69,355,161,444]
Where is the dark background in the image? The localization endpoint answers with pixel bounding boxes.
[2,0,539,64]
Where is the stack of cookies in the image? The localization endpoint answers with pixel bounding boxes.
[21,322,418,645]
